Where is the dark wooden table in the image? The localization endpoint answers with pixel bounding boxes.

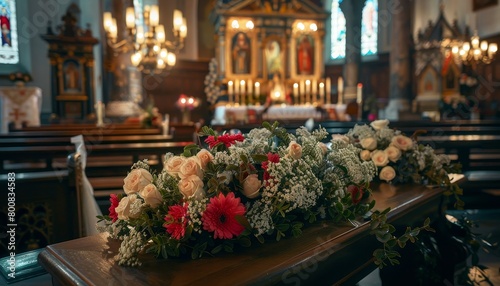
[38,183,444,286]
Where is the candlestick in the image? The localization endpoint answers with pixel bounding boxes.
[248,79,253,102]
[337,77,343,105]
[95,101,104,127]
[228,81,234,105]
[300,80,305,104]
[255,82,260,104]
[163,114,170,136]
[326,77,331,105]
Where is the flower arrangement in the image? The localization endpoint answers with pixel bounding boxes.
[97,121,459,267]
[345,119,463,208]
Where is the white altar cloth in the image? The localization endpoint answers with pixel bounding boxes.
[0,86,42,133]
[212,105,322,125]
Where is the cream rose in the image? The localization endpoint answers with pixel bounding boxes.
[196,149,214,170]
[379,166,396,182]
[370,119,390,131]
[242,174,261,198]
[178,175,205,200]
[360,137,377,151]
[317,142,328,155]
[178,157,203,179]
[288,141,302,160]
[164,156,185,177]
[115,194,139,220]
[123,169,153,195]
[139,184,163,208]
[332,134,350,143]
[391,135,413,151]
[371,150,389,167]
[360,150,371,161]
[385,146,402,162]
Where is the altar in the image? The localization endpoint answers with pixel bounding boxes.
[38,183,444,285]
[0,86,42,133]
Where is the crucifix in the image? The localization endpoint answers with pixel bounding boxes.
[9,108,26,121]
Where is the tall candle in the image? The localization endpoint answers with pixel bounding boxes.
[255,82,260,102]
[312,79,317,103]
[248,79,253,101]
[95,101,104,126]
[293,83,299,102]
[357,83,363,103]
[337,77,343,105]
[240,80,246,105]
[235,80,240,105]
[305,80,311,104]
[228,81,234,104]
[163,114,170,136]
[299,80,305,104]
[326,77,331,104]
[319,82,325,105]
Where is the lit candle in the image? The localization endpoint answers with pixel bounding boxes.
[240,80,246,105]
[247,79,253,102]
[319,82,325,105]
[163,114,170,136]
[126,7,135,29]
[305,80,311,104]
[156,25,166,43]
[149,5,159,27]
[326,77,331,105]
[312,79,317,103]
[95,101,104,126]
[180,18,187,39]
[173,9,183,32]
[357,83,363,103]
[228,81,234,104]
[337,77,343,105]
[103,12,112,32]
[109,18,117,39]
[235,80,240,105]
[293,83,299,99]
[255,82,260,100]
[300,80,305,104]
[136,26,145,44]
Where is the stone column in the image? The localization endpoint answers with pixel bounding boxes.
[340,0,365,102]
[385,0,413,120]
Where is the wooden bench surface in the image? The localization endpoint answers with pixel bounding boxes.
[38,183,443,286]
[0,135,177,147]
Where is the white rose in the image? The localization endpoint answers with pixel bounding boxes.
[371,150,389,167]
[385,146,402,162]
[139,184,163,208]
[164,156,185,178]
[360,137,377,151]
[115,194,139,220]
[379,166,396,182]
[196,149,214,170]
[242,174,261,198]
[332,134,350,143]
[360,150,371,161]
[178,175,205,200]
[178,157,203,179]
[123,169,153,195]
[391,135,413,151]
[370,119,390,131]
[288,141,302,160]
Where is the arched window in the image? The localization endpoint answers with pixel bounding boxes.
[329,0,378,60]
[0,0,19,64]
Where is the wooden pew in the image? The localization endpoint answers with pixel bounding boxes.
[0,135,177,147]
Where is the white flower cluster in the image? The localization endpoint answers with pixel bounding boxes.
[246,201,273,235]
[117,228,145,266]
[204,58,220,104]
[187,198,208,233]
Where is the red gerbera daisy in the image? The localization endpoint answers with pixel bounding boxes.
[348,185,364,205]
[108,194,120,222]
[164,203,189,240]
[202,192,246,239]
[205,133,245,148]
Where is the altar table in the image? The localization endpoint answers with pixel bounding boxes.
[38,184,444,286]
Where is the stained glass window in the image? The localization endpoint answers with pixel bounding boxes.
[361,0,378,56]
[330,0,346,60]
[0,0,19,64]
[330,0,378,60]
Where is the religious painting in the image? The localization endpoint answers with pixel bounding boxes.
[418,65,439,95]
[0,0,19,65]
[264,38,284,79]
[62,59,83,93]
[473,0,498,11]
[231,32,251,75]
[296,34,314,75]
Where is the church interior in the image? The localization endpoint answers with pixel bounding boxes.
[1,0,500,285]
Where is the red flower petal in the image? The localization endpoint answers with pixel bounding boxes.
[202,192,246,239]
